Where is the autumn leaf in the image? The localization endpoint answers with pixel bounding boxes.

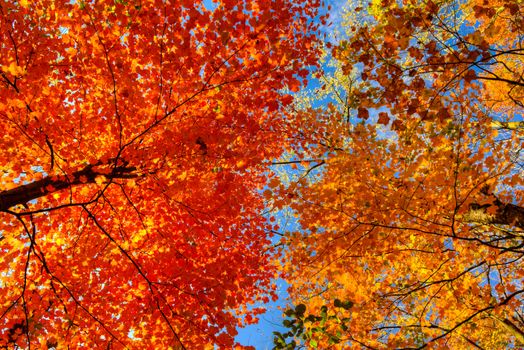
[357,107,369,120]
[377,112,390,125]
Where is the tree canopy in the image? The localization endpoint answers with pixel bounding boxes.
[0,0,322,348]
[277,0,524,348]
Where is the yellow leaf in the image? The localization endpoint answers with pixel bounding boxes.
[95,175,106,185]
[79,186,90,196]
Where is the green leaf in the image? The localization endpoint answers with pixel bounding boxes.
[334,299,353,310]
[305,314,317,322]
[329,335,341,344]
[295,304,306,316]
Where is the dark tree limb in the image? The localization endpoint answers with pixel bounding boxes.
[0,162,137,212]
[466,196,524,230]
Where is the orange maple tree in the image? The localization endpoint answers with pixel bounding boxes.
[0,0,323,348]
[276,0,524,348]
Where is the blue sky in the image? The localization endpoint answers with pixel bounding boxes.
[235,279,291,349]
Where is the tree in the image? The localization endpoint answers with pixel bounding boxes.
[277,0,524,348]
[0,0,323,348]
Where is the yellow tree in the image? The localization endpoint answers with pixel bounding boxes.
[277,0,524,348]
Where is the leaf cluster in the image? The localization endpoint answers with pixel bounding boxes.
[273,299,353,349]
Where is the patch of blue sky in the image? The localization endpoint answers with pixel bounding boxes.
[235,279,291,349]
[203,0,219,11]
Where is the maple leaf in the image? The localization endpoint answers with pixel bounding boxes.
[377,112,390,125]
[357,107,369,120]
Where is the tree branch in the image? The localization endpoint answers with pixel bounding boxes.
[465,196,524,229]
[0,162,137,212]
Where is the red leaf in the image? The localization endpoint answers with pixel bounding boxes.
[358,107,370,120]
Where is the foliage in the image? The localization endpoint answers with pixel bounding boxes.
[272,299,353,349]
[278,0,524,348]
[0,0,323,348]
